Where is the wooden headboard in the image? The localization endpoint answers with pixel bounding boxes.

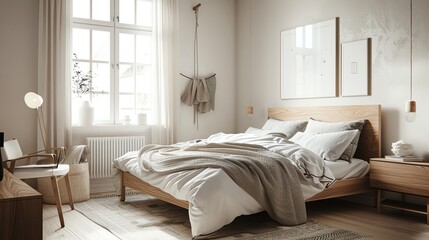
[268,105,381,161]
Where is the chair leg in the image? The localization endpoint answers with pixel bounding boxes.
[64,173,75,210]
[50,176,65,228]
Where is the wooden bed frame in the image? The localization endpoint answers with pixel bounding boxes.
[120,104,381,206]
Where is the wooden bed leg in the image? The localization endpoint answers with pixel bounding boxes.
[120,171,125,201]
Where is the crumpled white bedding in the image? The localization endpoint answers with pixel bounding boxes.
[113,132,336,237]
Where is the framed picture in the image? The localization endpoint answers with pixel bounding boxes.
[341,39,371,96]
[281,18,338,99]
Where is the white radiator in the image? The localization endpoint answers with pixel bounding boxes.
[87,136,145,179]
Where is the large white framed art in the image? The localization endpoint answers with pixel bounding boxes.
[281,18,338,99]
[341,39,370,96]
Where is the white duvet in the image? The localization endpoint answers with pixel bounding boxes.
[113,132,335,237]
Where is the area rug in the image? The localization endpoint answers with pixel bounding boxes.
[75,194,370,240]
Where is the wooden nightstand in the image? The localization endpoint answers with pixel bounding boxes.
[370,158,429,224]
[0,169,42,239]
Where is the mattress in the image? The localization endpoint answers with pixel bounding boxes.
[324,158,369,179]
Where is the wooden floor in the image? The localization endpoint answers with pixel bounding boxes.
[43,198,429,240]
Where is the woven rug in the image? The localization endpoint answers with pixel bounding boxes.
[75,194,370,240]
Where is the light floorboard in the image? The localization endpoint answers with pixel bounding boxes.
[43,204,119,240]
[43,198,429,239]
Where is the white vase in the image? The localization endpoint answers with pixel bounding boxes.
[137,113,147,125]
[79,100,94,126]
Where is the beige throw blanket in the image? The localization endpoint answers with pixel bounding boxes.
[138,141,307,226]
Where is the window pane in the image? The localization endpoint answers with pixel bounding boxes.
[92,93,110,121]
[136,93,151,110]
[119,0,135,25]
[73,0,90,19]
[73,28,90,60]
[92,30,110,61]
[119,33,135,63]
[119,94,135,122]
[136,65,152,93]
[119,65,135,92]
[136,0,153,27]
[92,63,110,92]
[92,0,111,22]
[136,35,152,64]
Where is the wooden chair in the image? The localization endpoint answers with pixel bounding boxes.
[1,139,74,228]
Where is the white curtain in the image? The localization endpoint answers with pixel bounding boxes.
[152,0,178,145]
[38,0,72,150]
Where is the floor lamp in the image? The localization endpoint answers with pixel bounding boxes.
[24,92,48,152]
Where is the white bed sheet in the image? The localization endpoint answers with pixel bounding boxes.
[324,158,369,179]
[113,133,335,237]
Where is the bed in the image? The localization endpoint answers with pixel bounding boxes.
[115,104,381,237]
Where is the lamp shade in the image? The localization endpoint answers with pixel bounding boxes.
[24,92,43,109]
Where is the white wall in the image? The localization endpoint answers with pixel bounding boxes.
[0,0,39,153]
[237,0,429,159]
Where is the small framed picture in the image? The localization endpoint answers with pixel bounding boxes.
[341,39,371,96]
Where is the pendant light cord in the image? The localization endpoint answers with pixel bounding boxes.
[194,8,199,81]
[410,0,413,101]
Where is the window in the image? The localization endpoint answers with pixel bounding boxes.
[72,0,154,125]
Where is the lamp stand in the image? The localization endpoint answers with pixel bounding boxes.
[37,106,49,152]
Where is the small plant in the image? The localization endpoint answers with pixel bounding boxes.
[72,53,93,98]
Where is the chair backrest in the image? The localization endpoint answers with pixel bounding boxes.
[2,139,24,160]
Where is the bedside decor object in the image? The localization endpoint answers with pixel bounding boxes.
[391,140,413,157]
[405,0,416,122]
[24,92,48,151]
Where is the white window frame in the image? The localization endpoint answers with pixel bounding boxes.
[72,0,155,126]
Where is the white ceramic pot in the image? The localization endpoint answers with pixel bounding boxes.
[137,113,147,125]
[79,100,94,126]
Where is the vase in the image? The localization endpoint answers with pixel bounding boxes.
[137,113,147,125]
[79,100,94,126]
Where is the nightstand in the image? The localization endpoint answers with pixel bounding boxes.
[370,158,429,224]
[0,169,42,239]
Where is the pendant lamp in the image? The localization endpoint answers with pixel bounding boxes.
[405,0,416,122]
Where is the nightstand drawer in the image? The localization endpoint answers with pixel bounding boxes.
[370,161,429,197]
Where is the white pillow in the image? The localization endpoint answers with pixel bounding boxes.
[245,127,271,135]
[290,130,359,161]
[262,119,308,138]
[245,127,288,138]
[304,119,365,161]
